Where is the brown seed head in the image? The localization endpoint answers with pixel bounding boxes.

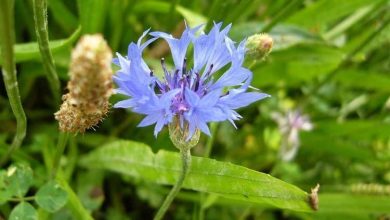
[55,34,113,133]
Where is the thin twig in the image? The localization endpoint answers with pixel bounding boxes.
[50,131,69,179]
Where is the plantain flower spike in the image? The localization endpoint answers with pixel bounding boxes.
[246,33,273,60]
[55,34,113,133]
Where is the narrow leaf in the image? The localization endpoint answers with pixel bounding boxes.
[132,1,207,28]
[230,22,323,51]
[176,6,207,28]
[286,0,373,29]
[317,193,390,215]
[77,0,107,33]
[0,26,81,65]
[80,140,312,212]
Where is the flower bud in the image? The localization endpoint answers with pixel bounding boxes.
[246,33,273,60]
[168,117,200,150]
[55,34,113,133]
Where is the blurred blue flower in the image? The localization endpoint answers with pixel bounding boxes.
[113,22,269,138]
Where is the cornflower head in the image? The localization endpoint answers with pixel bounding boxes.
[113,22,269,143]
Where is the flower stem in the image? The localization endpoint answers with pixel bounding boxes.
[0,0,27,166]
[8,196,35,202]
[56,173,94,220]
[50,132,69,179]
[154,148,192,220]
[32,0,61,104]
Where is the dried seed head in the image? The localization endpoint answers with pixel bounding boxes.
[309,183,320,211]
[246,33,273,60]
[55,34,113,133]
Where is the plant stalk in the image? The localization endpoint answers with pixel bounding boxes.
[0,0,27,166]
[154,148,192,220]
[32,0,61,103]
[51,131,69,179]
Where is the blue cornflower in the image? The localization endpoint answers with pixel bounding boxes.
[113,22,270,139]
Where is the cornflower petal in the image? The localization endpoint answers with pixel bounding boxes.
[150,25,202,70]
[220,90,270,109]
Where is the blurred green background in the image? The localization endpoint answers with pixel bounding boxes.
[1,0,390,219]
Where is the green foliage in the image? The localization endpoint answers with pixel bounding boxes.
[9,202,37,220]
[4,164,33,198]
[0,27,81,64]
[0,0,389,219]
[80,140,312,211]
[35,180,68,213]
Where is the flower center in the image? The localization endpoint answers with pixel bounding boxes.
[159,58,215,116]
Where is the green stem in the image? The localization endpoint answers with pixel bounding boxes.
[51,132,69,179]
[56,173,94,220]
[0,0,27,166]
[154,148,192,220]
[63,135,78,181]
[32,0,60,103]
[8,196,35,202]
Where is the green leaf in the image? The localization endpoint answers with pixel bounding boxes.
[0,170,12,204]
[176,6,207,28]
[80,140,312,212]
[318,193,390,215]
[35,180,68,213]
[132,1,207,28]
[0,26,81,65]
[252,44,344,87]
[77,0,108,33]
[47,0,78,33]
[132,0,170,14]
[333,69,390,92]
[286,0,373,29]
[5,164,33,197]
[300,132,375,161]
[312,120,390,140]
[9,202,37,220]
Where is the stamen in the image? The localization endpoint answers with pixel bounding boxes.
[173,69,179,88]
[204,64,214,78]
[161,58,169,75]
[194,72,200,91]
[182,58,187,76]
